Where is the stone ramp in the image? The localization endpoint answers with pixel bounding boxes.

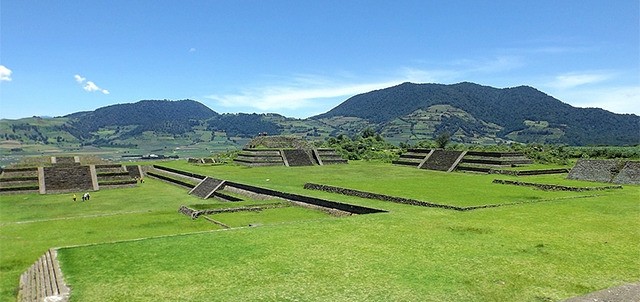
[568,159,626,183]
[281,149,315,166]
[612,161,640,184]
[420,150,466,172]
[562,282,640,302]
[18,249,70,302]
[189,177,226,199]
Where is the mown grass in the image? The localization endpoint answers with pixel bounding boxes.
[1,161,638,301]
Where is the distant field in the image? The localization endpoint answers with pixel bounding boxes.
[1,161,638,301]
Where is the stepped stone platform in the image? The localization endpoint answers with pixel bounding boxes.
[457,151,533,173]
[0,157,141,194]
[394,149,535,173]
[0,167,40,193]
[568,159,640,184]
[18,249,70,302]
[392,149,433,167]
[234,148,346,167]
[314,148,348,165]
[235,135,346,167]
[95,164,138,187]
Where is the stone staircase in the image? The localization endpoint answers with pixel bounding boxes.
[18,249,70,302]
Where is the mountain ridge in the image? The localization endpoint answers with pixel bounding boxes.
[1,82,638,151]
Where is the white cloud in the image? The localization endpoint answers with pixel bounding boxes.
[0,65,12,81]
[189,47,197,53]
[74,74,86,83]
[549,71,615,89]
[74,74,109,94]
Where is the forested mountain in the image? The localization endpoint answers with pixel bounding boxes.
[1,83,638,152]
[312,82,640,145]
[65,99,218,139]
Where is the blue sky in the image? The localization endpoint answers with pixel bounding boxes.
[1,0,638,119]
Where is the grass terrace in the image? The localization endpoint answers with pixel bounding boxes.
[0,161,638,301]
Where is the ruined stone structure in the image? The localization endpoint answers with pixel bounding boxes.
[568,159,640,184]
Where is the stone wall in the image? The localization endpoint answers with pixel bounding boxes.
[146,171,195,189]
[492,179,623,191]
[303,183,466,211]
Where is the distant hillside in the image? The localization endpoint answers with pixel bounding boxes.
[66,99,218,139]
[312,82,640,145]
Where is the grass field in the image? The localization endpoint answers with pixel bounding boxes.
[1,161,638,301]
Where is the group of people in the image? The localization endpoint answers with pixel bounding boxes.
[72,193,91,202]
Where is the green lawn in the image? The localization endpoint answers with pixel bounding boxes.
[1,161,638,301]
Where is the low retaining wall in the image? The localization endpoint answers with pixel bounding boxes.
[492,179,623,192]
[179,203,289,219]
[146,172,195,188]
[303,183,469,211]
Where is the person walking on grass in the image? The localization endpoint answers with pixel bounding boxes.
[73,194,77,201]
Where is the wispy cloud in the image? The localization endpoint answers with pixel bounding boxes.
[74,74,109,94]
[205,69,445,115]
[548,71,615,89]
[0,65,12,81]
[453,55,524,73]
[550,85,640,114]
